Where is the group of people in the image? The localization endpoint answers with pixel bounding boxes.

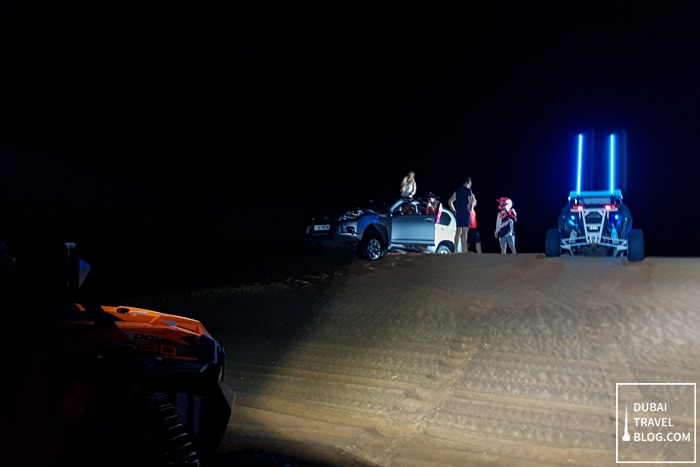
[398,171,517,254]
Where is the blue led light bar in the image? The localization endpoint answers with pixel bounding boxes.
[576,133,583,195]
[609,133,616,194]
[573,131,622,195]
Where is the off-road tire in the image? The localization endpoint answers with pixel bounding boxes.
[148,391,201,466]
[627,228,644,262]
[545,228,562,257]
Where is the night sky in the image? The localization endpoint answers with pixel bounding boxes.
[2,3,700,259]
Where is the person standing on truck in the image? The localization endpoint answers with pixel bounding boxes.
[400,171,417,200]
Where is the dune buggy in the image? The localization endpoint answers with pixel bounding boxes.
[545,131,644,262]
[546,189,644,261]
[1,183,234,467]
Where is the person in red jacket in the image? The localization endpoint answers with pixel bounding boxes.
[466,198,482,253]
[426,192,440,214]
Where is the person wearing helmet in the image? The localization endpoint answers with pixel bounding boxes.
[495,197,517,254]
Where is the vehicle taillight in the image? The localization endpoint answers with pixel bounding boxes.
[572,205,585,212]
[603,204,618,211]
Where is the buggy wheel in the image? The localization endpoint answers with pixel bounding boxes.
[545,228,561,257]
[627,228,644,262]
[94,389,201,467]
[359,231,385,261]
[147,391,200,467]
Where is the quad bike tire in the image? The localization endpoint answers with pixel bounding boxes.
[627,228,644,262]
[545,228,562,257]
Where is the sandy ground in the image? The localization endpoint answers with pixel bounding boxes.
[120,251,700,467]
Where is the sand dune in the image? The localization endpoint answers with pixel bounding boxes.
[125,252,700,466]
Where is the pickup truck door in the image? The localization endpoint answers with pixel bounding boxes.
[391,213,436,245]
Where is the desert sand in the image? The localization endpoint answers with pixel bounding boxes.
[120,251,700,467]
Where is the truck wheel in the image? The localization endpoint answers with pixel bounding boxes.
[436,244,451,254]
[545,228,561,257]
[359,231,385,261]
[627,228,644,262]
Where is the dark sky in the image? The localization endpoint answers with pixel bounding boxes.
[2,3,700,257]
